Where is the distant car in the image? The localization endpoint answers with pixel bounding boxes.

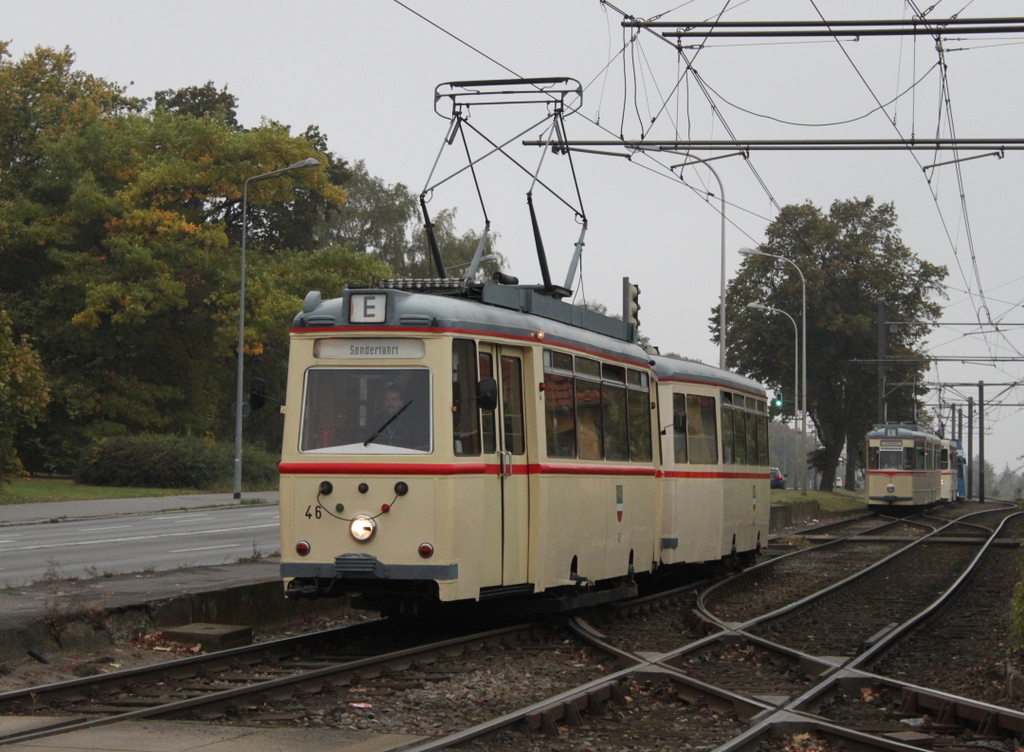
[770,467,786,489]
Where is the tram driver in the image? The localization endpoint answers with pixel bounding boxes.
[365,382,429,451]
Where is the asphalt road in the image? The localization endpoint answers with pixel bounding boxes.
[0,504,280,586]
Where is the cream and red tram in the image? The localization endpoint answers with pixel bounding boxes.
[278,279,770,613]
[866,423,943,514]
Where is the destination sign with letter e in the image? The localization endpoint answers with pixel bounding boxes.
[349,294,387,323]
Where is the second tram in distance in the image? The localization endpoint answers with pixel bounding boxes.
[276,277,771,614]
[865,423,944,514]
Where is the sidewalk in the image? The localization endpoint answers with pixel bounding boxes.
[0,491,279,526]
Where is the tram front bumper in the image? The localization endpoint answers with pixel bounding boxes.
[281,554,458,581]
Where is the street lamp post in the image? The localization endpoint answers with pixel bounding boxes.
[234,157,321,500]
[740,247,807,495]
[672,155,742,371]
[747,302,799,482]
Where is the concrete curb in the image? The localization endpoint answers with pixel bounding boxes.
[769,500,821,530]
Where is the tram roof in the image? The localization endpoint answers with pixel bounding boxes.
[650,354,765,396]
[867,423,939,441]
[293,281,765,396]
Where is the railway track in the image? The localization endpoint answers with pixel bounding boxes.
[3,501,1022,752]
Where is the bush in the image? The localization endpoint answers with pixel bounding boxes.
[75,434,279,490]
[237,443,280,489]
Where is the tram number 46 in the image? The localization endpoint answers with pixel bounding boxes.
[305,505,322,520]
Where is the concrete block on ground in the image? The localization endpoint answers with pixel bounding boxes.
[160,623,253,652]
[769,500,820,530]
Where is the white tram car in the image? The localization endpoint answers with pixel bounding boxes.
[939,438,961,503]
[277,278,770,613]
[865,423,943,514]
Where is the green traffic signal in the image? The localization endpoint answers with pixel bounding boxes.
[772,395,783,408]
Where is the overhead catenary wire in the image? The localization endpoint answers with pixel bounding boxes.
[391,0,1024,439]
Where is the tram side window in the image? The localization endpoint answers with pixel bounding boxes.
[627,370,652,462]
[720,392,764,466]
[868,446,879,469]
[734,409,748,465]
[721,393,735,465]
[542,349,653,463]
[479,352,496,454]
[757,404,769,466]
[941,447,950,470]
[501,355,525,455]
[903,447,914,470]
[672,393,688,463]
[688,394,719,465]
[544,351,576,458]
[576,375,603,460]
[452,339,481,456]
[916,439,925,470]
[745,398,759,465]
[602,363,629,461]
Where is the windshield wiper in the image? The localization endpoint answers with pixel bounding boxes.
[363,400,414,446]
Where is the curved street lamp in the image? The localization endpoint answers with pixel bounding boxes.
[748,302,800,490]
[740,247,808,495]
[672,153,746,370]
[234,157,321,500]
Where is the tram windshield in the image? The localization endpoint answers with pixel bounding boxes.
[300,368,431,454]
[877,448,903,470]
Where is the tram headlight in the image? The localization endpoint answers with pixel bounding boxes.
[349,515,377,542]
[887,484,895,494]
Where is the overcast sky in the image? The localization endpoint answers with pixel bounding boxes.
[5,0,1024,474]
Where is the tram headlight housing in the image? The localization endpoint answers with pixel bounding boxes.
[887,484,895,494]
[349,515,377,542]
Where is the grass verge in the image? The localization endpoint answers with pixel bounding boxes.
[770,486,868,515]
[0,478,209,505]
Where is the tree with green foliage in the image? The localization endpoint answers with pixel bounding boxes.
[0,44,353,469]
[0,308,50,483]
[717,197,946,491]
[154,80,240,127]
[1,43,500,472]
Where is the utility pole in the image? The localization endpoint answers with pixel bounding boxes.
[877,299,887,424]
[967,397,974,501]
[978,381,985,503]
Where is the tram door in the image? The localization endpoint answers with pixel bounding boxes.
[479,344,530,586]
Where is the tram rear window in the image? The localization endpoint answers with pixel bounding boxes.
[721,391,768,467]
[299,368,431,454]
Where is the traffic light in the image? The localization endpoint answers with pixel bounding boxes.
[623,277,641,326]
[772,394,783,408]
